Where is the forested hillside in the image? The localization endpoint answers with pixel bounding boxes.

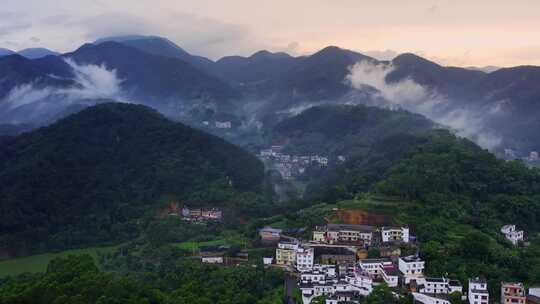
[0,103,266,257]
[273,104,434,156]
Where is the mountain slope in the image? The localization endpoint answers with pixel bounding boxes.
[215,50,300,84]
[0,103,265,257]
[388,53,486,98]
[18,48,60,59]
[0,54,73,100]
[66,42,237,106]
[273,104,434,156]
[0,48,15,57]
[94,35,215,74]
[271,46,376,100]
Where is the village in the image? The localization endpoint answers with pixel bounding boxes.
[258,142,344,180]
[253,222,536,304]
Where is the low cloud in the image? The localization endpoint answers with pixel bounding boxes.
[345,61,502,149]
[3,58,126,116]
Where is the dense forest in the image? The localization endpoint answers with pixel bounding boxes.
[272,104,434,156]
[0,255,285,304]
[0,103,268,257]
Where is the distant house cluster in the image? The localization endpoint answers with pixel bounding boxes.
[201,120,233,129]
[181,206,223,222]
[500,224,524,245]
[503,148,540,163]
[259,144,339,180]
[215,121,232,129]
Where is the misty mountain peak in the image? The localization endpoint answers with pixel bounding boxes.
[392,53,440,68]
[249,50,292,60]
[18,48,60,59]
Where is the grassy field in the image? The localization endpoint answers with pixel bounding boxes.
[174,231,249,252]
[0,245,120,277]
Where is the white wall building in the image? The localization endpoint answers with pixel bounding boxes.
[381,226,410,243]
[296,247,315,272]
[358,258,398,288]
[419,278,462,295]
[398,255,425,284]
[412,292,450,304]
[468,277,489,304]
[500,224,524,245]
[215,121,232,128]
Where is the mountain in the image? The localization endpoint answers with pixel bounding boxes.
[269,105,436,200]
[0,54,73,101]
[0,48,15,57]
[272,104,434,156]
[215,50,300,84]
[18,48,60,59]
[94,35,215,74]
[66,42,237,108]
[269,46,376,100]
[388,53,486,98]
[0,103,265,257]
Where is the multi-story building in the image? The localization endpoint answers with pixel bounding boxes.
[398,255,425,284]
[315,224,375,246]
[319,247,357,266]
[381,226,410,243]
[500,282,526,304]
[412,292,451,304]
[500,225,524,245]
[296,247,315,272]
[276,241,299,266]
[258,226,282,244]
[528,286,540,304]
[468,277,489,304]
[312,227,326,242]
[358,258,399,287]
[418,277,462,295]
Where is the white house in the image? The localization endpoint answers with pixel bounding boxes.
[381,226,410,243]
[468,277,489,304]
[500,224,524,245]
[201,255,224,264]
[398,255,425,284]
[215,121,232,129]
[419,277,462,295]
[412,292,450,304]
[296,247,315,272]
[263,257,273,265]
[530,285,540,297]
[358,258,398,288]
[322,224,375,246]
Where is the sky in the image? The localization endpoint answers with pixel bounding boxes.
[1,0,540,67]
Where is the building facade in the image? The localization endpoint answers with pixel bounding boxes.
[500,282,526,304]
[468,277,489,304]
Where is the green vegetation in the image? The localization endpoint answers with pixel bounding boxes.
[0,245,119,277]
[174,230,248,252]
[0,103,269,257]
[272,104,433,156]
[0,255,285,304]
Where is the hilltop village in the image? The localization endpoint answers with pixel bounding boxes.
[254,222,535,304]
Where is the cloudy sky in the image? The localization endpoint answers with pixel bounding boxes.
[2,0,540,67]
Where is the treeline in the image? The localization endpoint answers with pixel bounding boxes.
[0,255,285,304]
